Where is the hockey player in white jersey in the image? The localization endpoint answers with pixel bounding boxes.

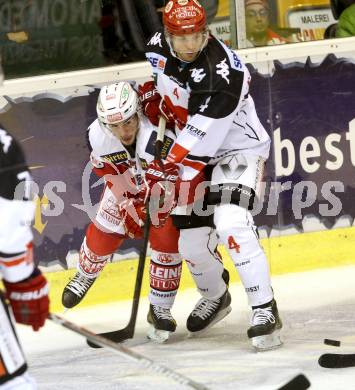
[0,128,49,389]
[61,82,229,342]
[143,0,282,350]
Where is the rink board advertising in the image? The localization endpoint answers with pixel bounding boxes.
[1,53,354,267]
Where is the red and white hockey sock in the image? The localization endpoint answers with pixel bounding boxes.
[149,250,182,309]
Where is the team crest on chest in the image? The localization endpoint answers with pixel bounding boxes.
[190,68,206,83]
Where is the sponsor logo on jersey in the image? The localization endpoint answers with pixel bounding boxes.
[102,151,128,164]
[178,0,188,5]
[147,32,162,47]
[147,54,166,71]
[232,52,242,69]
[169,75,184,87]
[216,58,230,84]
[190,67,206,83]
[145,131,174,157]
[186,123,206,140]
[199,96,211,113]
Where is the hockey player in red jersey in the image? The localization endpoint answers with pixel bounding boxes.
[143,0,282,350]
[62,82,229,342]
[0,128,50,389]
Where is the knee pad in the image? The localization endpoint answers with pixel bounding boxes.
[179,227,225,300]
[179,227,219,264]
[215,204,262,260]
[86,223,124,256]
[150,217,179,253]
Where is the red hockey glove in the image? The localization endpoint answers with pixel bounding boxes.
[4,268,49,331]
[138,81,175,128]
[118,198,147,239]
[145,160,179,227]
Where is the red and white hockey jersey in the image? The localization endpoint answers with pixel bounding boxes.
[145,31,271,180]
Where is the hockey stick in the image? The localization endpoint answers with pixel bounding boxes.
[277,374,311,389]
[318,353,355,368]
[49,313,210,390]
[87,116,167,347]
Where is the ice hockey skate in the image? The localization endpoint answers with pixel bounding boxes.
[186,289,232,334]
[247,299,283,351]
[62,272,96,308]
[147,304,177,343]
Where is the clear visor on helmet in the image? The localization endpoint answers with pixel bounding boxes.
[165,28,209,61]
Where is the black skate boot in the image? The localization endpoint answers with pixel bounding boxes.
[186,268,231,333]
[147,304,177,343]
[186,290,232,333]
[247,299,283,351]
[62,272,96,308]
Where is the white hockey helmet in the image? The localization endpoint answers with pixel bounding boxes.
[96,82,139,126]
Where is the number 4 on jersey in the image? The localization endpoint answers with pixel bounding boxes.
[228,236,240,253]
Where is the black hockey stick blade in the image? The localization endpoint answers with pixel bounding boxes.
[277,374,311,390]
[319,353,355,368]
[87,328,133,347]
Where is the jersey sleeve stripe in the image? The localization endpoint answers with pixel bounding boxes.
[180,159,206,172]
[0,255,27,268]
[167,143,190,163]
[186,154,210,164]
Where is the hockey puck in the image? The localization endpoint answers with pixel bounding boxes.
[277,374,311,390]
[324,339,341,347]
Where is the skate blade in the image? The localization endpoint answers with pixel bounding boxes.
[189,305,232,336]
[147,325,171,343]
[251,330,282,352]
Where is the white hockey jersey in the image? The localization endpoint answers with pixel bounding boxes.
[145,31,271,180]
[0,129,35,283]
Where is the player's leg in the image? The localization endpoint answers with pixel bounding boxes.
[62,186,125,308]
[175,213,231,333]
[147,217,182,342]
[212,153,282,350]
[0,293,36,389]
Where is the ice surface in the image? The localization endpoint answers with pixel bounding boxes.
[17,266,355,389]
